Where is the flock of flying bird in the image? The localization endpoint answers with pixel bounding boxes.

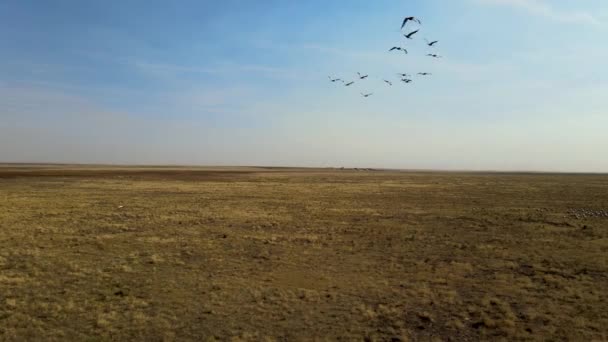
[328,16,440,98]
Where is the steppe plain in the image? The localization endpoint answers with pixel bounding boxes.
[0,165,607,341]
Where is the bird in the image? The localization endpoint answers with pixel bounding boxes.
[425,39,439,47]
[357,72,369,79]
[403,29,419,39]
[426,54,442,58]
[328,76,343,82]
[397,73,411,77]
[361,93,373,98]
[384,80,393,86]
[401,78,413,83]
[401,16,421,29]
[417,72,432,76]
[345,81,355,86]
[389,46,408,54]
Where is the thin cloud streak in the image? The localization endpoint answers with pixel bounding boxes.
[131,60,305,81]
[474,0,602,26]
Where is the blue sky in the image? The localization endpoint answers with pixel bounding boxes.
[1,0,607,171]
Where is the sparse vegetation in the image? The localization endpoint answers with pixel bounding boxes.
[0,166,607,340]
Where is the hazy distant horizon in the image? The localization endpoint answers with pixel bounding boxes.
[2,0,607,173]
[2,161,607,175]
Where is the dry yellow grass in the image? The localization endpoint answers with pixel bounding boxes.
[0,166,607,340]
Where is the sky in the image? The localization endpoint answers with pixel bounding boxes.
[1,0,607,172]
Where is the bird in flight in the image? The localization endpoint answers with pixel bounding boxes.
[321,15,443,96]
[401,17,421,29]
[389,46,408,54]
[357,72,369,80]
[425,39,439,47]
[403,29,419,39]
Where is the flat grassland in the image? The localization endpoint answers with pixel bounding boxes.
[1,166,607,341]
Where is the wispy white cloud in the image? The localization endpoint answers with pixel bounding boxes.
[132,61,219,75]
[0,82,132,121]
[72,47,307,81]
[474,0,602,26]
[131,60,304,81]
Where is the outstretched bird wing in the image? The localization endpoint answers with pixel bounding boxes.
[401,17,420,29]
[405,29,419,38]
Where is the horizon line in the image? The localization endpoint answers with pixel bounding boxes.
[1,162,606,175]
